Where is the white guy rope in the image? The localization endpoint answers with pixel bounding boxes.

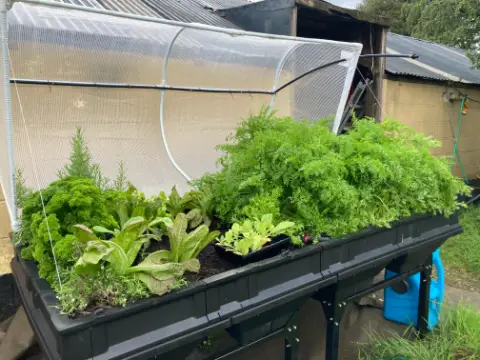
[8,48,63,289]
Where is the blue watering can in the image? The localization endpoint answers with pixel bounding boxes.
[383,248,444,330]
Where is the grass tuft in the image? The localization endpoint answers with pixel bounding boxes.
[442,204,480,273]
[358,304,480,360]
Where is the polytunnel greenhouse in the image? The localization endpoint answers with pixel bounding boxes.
[0,0,362,226]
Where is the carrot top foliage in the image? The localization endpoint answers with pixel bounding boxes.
[198,109,470,237]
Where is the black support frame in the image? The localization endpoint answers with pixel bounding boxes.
[315,256,434,360]
[205,255,434,360]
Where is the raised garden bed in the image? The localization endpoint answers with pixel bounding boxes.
[12,212,461,360]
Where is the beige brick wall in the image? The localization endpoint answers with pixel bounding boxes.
[382,79,480,179]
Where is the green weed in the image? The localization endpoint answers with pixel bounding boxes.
[359,304,480,360]
[442,205,480,273]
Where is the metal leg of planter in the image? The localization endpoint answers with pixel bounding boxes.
[319,287,346,360]
[285,311,300,360]
[418,254,433,336]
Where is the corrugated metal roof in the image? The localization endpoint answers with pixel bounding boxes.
[141,0,238,27]
[200,0,252,10]
[51,0,241,28]
[386,33,480,85]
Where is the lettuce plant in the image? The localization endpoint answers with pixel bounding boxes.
[74,216,171,275]
[167,187,214,228]
[74,214,218,296]
[217,214,296,256]
[127,213,220,294]
[127,213,220,295]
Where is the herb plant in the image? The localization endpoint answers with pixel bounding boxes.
[20,177,118,283]
[199,109,470,237]
[14,168,32,209]
[217,214,296,256]
[57,127,110,189]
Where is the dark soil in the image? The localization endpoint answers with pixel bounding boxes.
[0,274,20,323]
[185,246,237,283]
[140,237,237,283]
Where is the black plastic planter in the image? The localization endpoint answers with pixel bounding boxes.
[12,243,334,360]
[214,234,291,265]
[12,213,462,360]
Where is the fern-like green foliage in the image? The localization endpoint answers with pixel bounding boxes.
[114,160,128,192]
[57,127,109,189]
[199,109,470,237]
[20,177,118,283]
[14,168,32,209]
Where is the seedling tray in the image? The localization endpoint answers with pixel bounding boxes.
[214,235,291,265]
[12,213,461,360]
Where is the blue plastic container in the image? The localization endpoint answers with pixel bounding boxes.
[383,249,444,330]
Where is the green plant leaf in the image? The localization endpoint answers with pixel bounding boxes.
[148,217,173,229]
[102,241,128,275]
[260,214,273,224]
[186,208,203,229]
[72,224,97,243]
[116,203,129,228]
[167,186,183,217]
[272,221,296,235]
[168,213,188,262]
[178,225,209,262]
[127,261,185,280]
[121,216,146,231]
[116,217,148,251]
[142,249,172,264]
[193,230,220,259]
[92,226,115,235]
[77,240,114,264]
[182,258,200,273]
[131,205,146,218]
[75,240,128,275]
[135,273,176,296]
[126,238,150,267]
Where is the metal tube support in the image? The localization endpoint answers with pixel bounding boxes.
[319,286,347,360]
[285,311,300,360]
[269,43,299,109]
[418,254,433,336]
[159,27,192,182]
[0,0,18,231]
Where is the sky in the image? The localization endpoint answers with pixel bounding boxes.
[326,0,363,9]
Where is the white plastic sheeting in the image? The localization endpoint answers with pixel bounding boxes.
[0,0,362,227]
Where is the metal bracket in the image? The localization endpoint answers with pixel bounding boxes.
[316,286,348,360]
[418,254,433,336]
[284,311,300,360]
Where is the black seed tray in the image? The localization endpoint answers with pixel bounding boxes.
[214,234,291,265]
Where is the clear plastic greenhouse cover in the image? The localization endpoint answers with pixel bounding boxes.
[0,0,362,228]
